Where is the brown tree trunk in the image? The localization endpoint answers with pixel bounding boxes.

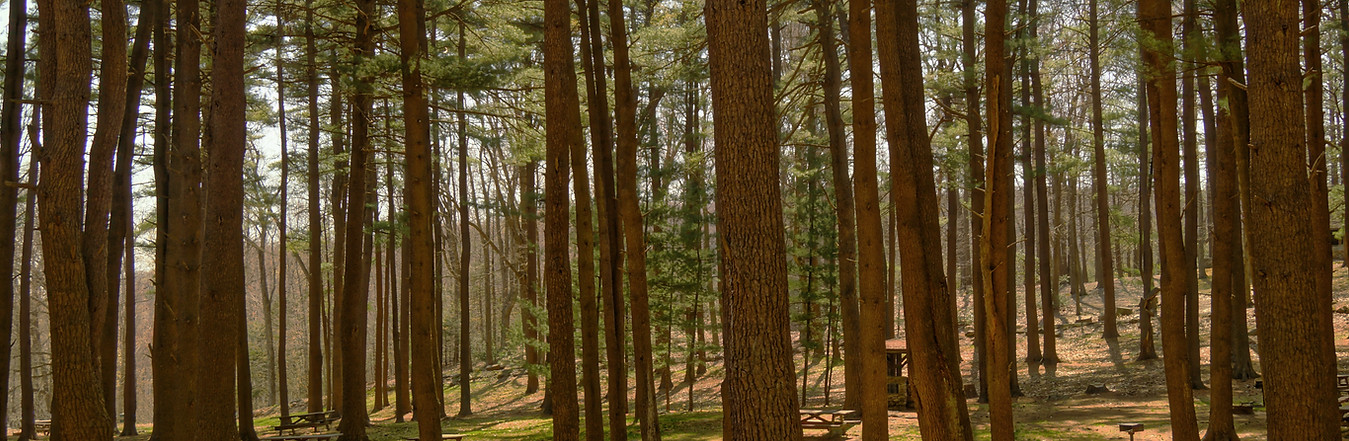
[576,0,625,433]
[705,0,803,437]
[36,0,113,436]
[271,0,289,416]
[1017,24,1040,363]
[960,0,988,396]
[328,57,348,413]
[1135,74,1158,361]
[521,161,542,398]
[609,0,659,437]
[821,0,862,411]
[108,0,152,425]
[543,0,582,434]
[568,31,605,440]
[1088,0,1117,340]
[844,0,886,438]
[1030,2,1057,365]
[1181,0,1205,390]
[1343,0,1349,269]
[1303,0,1336,417]
[153,0,205,431]
[303,0,324,413]
[85,0,128,398]
[337,0,376,435]
[1242,0,1340,436]
[1140,0,1200,436]
[981,0,1014,435]
[18,156,36,441]
[878,0,976,438]
[1202,42,1240,441]
[0,0,30,428]
[455,23,474,417]
[396,0,441,436]
[200,0,248,434]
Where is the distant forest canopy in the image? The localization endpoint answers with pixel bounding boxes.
[0,0,1342,438]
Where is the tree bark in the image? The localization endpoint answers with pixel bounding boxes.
[200,0,248,433]
[0,0,31,427]
[303,0,324,413]
[609,0,659,437]
[1181,0,1205,389]
[705,0,803,437]
[1030,2,1056,365]
[543,0,582,434]
[35,0,113,435]
[877,0,976,438]
[845,0,886,438]
[1088,0,1117,340]
[981,0,1014,435]
[820,0,862,412]
[1202,43,1241,441]
[397,0,441,436]
[273,0,290,415]
[1241,0,1340,436]
[455,23,474,417]
[337,0,376,435]
[569,29,605,439]
[18,156,37,441]
[85,0,128,396]
[1140,0,1200,436]
[153,0,205,431]
[960,0,988,396]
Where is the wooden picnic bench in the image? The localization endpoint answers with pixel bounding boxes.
[800,409,859,438]
[274,410,340,435]
[260,433,341,441]
[401,434,467,440]
[33,419,50,437]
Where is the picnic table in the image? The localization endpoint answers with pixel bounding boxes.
[800,409,859,437]
[260,433,341,441]
[274,410,340,434]
[33,419,50,437]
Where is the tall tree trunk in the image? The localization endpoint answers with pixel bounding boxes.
[1135,76,1157,361]
[337,0,376,435]
[120,199,137,436]
[1017,20,1040,363]
[108,0,152,425]
[878,0,975,438]
[1242,0,1340,436]
[576,0,626,433]
[153,0,205,431]
[1342,0,1349,268]
[705,0,803,437]
[274,0,291,415]
[303,0,323,413]
[397,0,441,435]
[0,0,30,428]
[18,157,37,441]
[521,161,542,397]
[1030,1,1057,364]
[1303,0,1336,414]
[960,0,988,396]
[1181,0,1205,389]
[85,0,128,399]
[609,0,659,437]
[846,0,887,437]
[1088,0,1117,340]
[200,0,248,434]
[820,0,862,412]
[36,0,113,436]
[980,0,1013,435]
[1203,43,1241,441]
[1140,0,1200,436]
[569,34,604,441]
[456,23,474,417]
[543,0,582,434]
[328,55,348,413]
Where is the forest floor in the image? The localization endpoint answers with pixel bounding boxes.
[113,265,1349,440]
